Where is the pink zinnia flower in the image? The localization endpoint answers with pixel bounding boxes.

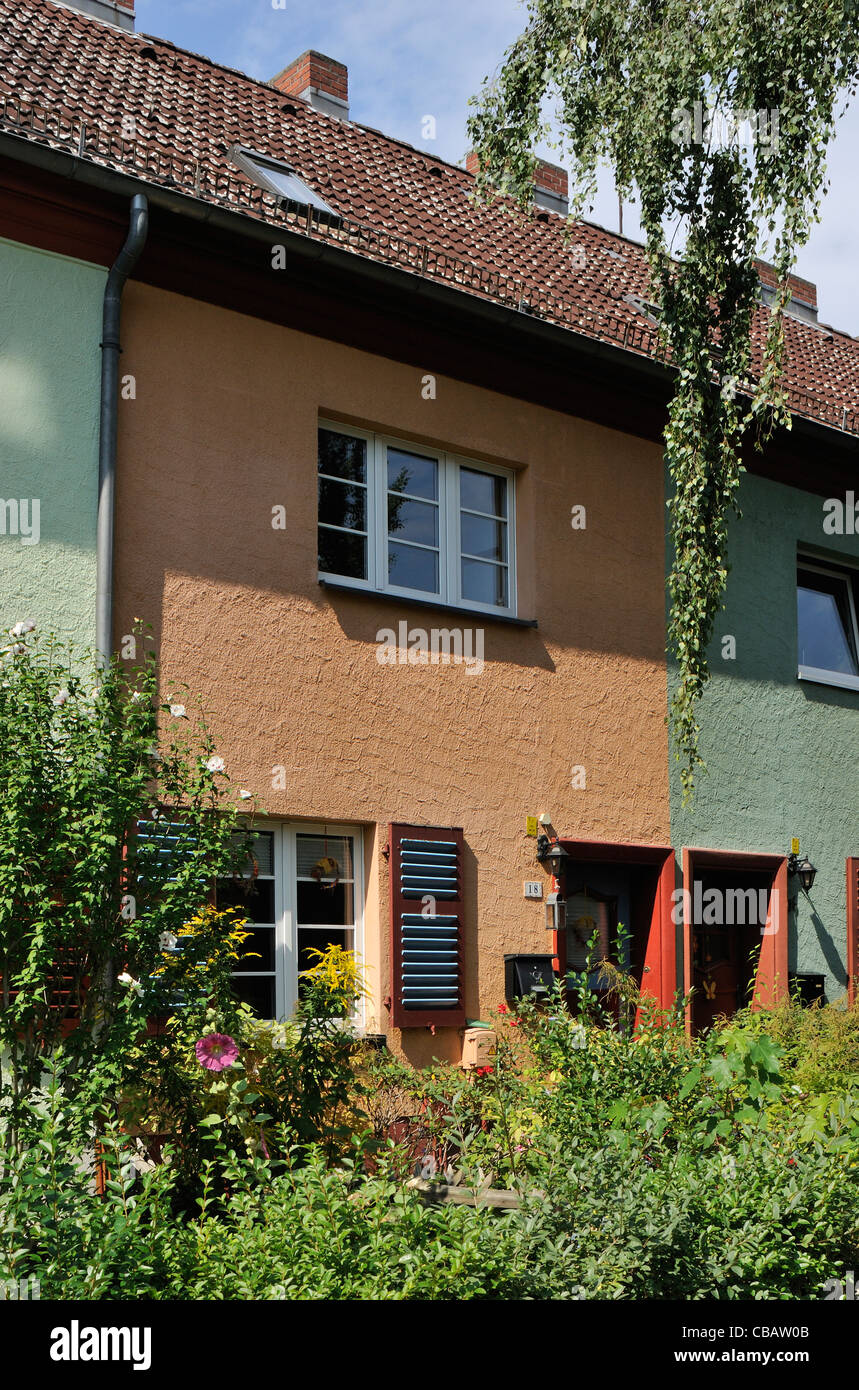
[195,1033,239,1071]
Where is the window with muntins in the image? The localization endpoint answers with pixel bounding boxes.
[215,823,362,1021]
[797,558,859,692]
[318,421,516,615]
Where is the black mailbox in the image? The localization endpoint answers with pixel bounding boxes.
[789,973,826,1008]
[504,954,557,1004]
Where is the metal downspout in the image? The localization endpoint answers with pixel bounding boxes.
[96,193,149,664]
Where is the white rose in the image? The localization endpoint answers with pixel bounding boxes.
[52,688,70,708]
[9,620,35,638]
[239,789,253,800]
[169,703,187,719]
[206,755,225,774]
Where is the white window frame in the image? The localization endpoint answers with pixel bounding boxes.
[797,557,859,693]
[224,822,365,1026]
[318,419,517,618]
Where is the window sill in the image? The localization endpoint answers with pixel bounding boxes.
[318,579,538,628]
[797,665,859,694]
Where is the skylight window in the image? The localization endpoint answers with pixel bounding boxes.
[230,145,337,216]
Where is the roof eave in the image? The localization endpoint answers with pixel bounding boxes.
[1,130,856,490]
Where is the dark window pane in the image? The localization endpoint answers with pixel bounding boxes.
[387,448,438,499]
[319,476,366,531]
[232,926,275,972]
[460,467,507,517]
[461,512,507,562]
[318,429,367,483]
[216,876,275,923]
[798,569,858,675]
[298,928,353,984]
[462,557,508,607]
[388,540,439,593]
[387,496,439,546]
[230,974,275,1018]
[318,526,367,579]
[297,879,355,926]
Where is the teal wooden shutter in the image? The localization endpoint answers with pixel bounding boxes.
[389,823,465,1028]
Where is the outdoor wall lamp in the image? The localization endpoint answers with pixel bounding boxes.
[788,853,818,893]
[545,890,567,933]
[538,840,569,932]
[540,841,569,877]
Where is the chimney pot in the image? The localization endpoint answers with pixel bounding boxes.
[58,0,134,28]
[465,151,569,215]
[271,50,349,120]
[755,258,818,323]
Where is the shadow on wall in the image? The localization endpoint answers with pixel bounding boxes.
[808,903,850,992]
[323,589,557,675]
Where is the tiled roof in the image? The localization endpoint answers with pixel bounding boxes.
[1,0,858,438]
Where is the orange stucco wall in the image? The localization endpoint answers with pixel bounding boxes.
[113,280,670,1064]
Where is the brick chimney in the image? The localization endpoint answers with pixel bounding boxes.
[59,0,134,29]
[271,51,349,120]
[465,151,569,215]
[755,259,818,324]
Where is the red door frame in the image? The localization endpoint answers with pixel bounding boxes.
[847,858,858,1007]
[681,847,789,1030]
[558,838,677,1011]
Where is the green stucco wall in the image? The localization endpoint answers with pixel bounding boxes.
[0,236,105,649]
[668,468,859,1002]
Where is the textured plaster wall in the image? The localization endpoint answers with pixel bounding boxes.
[668,469,859,1000]
[114,282,671,1061]
[0,236,104,647]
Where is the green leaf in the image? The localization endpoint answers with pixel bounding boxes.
[679,1067,702,1099]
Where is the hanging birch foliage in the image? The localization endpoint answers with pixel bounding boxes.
[467,0,858,799]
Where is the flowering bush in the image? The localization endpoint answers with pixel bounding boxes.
[0,624,252,1160]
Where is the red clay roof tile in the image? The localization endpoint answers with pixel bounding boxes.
[1,0,857,437]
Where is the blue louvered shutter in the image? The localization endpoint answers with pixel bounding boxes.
[390,823,465,1028]
[133,816,210,894]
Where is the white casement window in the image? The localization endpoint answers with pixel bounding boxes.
[797,558,859,692]
[215,823,363,1022]
[317,420,516,616]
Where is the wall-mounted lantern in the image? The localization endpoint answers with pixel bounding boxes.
[541,841,569,879]
[545,889,566,934]
[537,839,568,932]
[788,852,818,893]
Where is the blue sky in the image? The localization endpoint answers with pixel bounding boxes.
[136,0,859,337]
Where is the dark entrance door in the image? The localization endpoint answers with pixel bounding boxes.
[691,869,771,1031]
